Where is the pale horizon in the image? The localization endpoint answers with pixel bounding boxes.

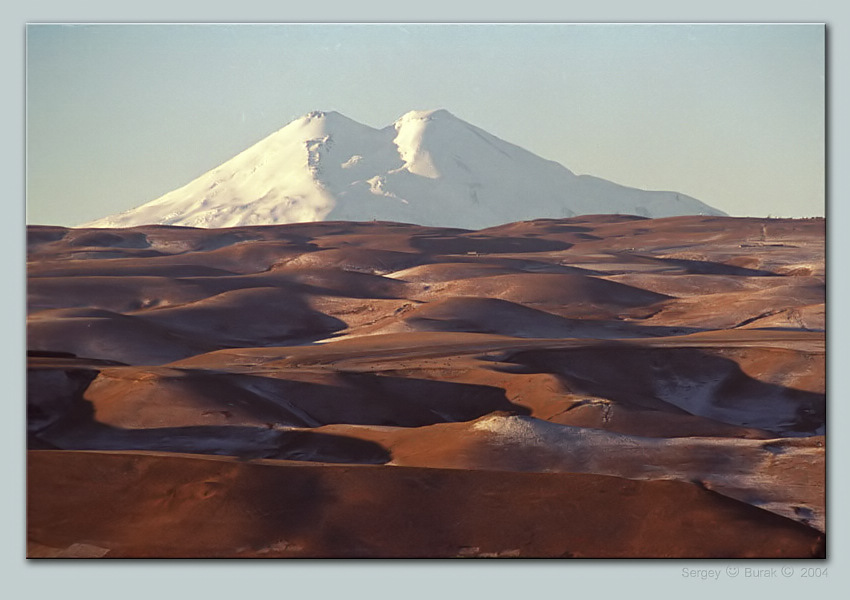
[26,23,825,226]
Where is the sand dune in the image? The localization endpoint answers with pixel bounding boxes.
[315,413,825,531]
[275,247,428,275]
[27,309,217,364]
[28,450,823,558]
[429,272,671,313]
[26,215,825,558]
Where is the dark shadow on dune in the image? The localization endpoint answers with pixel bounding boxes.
[329,371,529,425]
[27,350,80,359]
[28,284,351,361]
[410,234,572,255]
[274,247,431,275]
[404,255,604,277]
[26,225,69,249]
[151,369,530,428]
[27,224,323,276]
[493,344,824,435]
[396,296,707,339]
[27,372,392,463]
[123,223,320,251]
[133,289,350,349]
[407,314,706,339]
[63,229,152,249]
[27,310,225,365]
[28,261,240,278]
[27,362,529,462]
[182,269,410,300]
[625,254,780,277]
[60,248,172,261]
[55,423,393,464]
[27,366,100,436]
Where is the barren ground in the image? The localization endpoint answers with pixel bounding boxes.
[26,215,825,558]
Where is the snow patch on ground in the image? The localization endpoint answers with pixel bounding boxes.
[471,414,824,530]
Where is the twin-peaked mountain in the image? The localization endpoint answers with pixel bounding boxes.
[85,109,725,229]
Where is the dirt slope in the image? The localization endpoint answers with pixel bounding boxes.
[27,215,826,558]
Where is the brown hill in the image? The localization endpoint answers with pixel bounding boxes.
[26,215,825,558]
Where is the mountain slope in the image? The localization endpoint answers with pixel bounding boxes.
[85,109,725,229]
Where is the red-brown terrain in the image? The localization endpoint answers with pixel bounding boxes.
[26,215,826,558]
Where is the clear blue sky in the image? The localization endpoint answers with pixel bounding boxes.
[26,23,825,225]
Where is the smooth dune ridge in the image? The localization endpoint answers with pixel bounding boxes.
[26,215,825,558]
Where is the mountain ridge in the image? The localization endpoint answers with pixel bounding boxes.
[84,109,726,229]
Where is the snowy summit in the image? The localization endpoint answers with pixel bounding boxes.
[85,109,726,229]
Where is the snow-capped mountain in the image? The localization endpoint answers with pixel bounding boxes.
[84,109,726,229]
